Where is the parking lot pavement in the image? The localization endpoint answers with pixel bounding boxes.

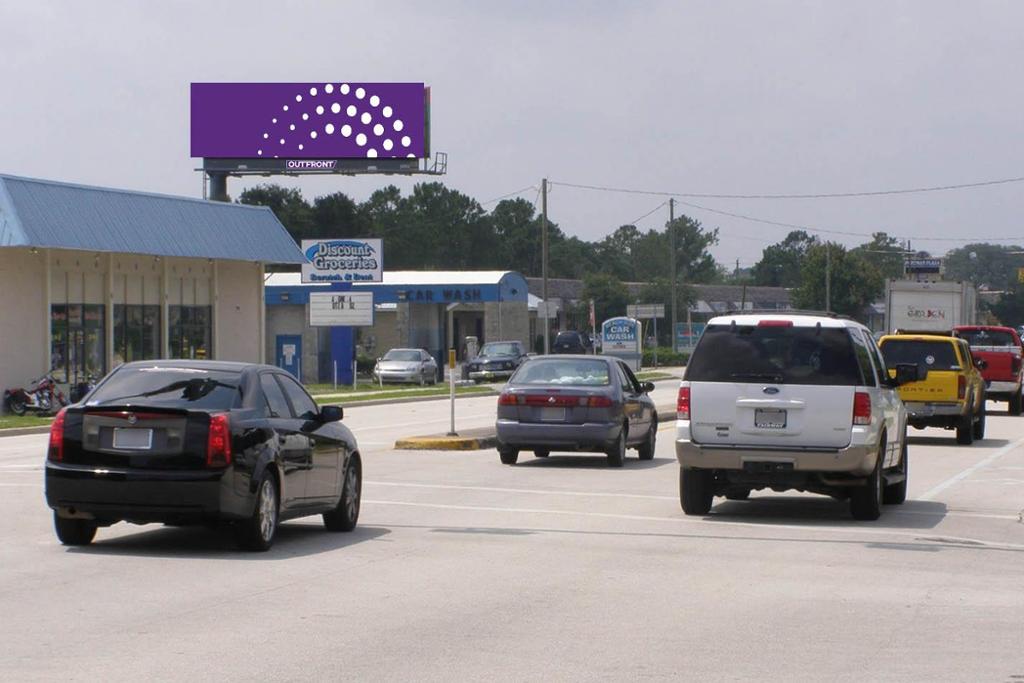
[2,403,1023,680]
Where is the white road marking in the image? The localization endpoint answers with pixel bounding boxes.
[918,437,1024,501]
[367,481,1021,521]
[367,480,677,500]
[364,499,1024,550]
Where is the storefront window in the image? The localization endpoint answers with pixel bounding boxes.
[50,304,105,384]
[114,304,161,366]
[169,305,211,360]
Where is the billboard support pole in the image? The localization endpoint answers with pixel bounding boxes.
[208,172,228,202]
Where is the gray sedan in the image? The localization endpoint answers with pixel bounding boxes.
[495,355,657,467]
[372,348,438,385]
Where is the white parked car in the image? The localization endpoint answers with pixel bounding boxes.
[675,313,922,520]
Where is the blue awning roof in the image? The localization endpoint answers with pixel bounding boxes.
[0,174,305,263]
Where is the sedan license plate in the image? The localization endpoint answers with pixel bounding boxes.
[113,428,153,450]
[754,408,786,429]
[539,407,565,421]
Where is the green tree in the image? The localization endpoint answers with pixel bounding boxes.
[750,230,817,287]
[311,191,365,241]
[593,225,642,281]
[666,215,720,284]
[792,243,884,320]
[989,283,1024,326]
[237,184,314,242]
[581,272,631,325]
[850,232,907,281]
[491,198,543,276]
[944,243,1024,290]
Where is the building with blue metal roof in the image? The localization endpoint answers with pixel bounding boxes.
[0,174,304,397]
[263,270,531,383]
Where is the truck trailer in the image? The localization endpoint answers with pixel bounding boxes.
[884,279,978,335]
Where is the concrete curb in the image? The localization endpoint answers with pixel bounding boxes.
[0,425,53,437]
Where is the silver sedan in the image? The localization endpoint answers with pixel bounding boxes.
[372,348,438,385]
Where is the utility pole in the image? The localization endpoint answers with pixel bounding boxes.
[541,178,549,355]
[825,243,831,313]
[668,198,676,353]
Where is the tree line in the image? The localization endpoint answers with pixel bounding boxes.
[240,183,1024,326]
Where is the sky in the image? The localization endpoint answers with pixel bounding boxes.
[2,0,1023,271]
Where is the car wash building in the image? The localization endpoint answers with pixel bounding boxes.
[264,270,530,383]
[0,174,305,398]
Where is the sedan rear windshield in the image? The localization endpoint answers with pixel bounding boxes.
[87,367,243,410]
[512,359,610,386]
[685,324,863,386]
[880,340,960,370]
[956,329,1018,347]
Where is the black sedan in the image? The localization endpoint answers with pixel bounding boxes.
[44,360,361,551]
[495,355,657,467]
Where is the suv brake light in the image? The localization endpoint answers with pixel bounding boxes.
[206,413,232,468]
[853,392,871,426]
[48,407,67,462]
[957,375,966,400]
[757,320,793,327]
[677,385,691,420]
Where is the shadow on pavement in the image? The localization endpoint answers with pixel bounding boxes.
[706,496,949,530]
[66,523,391,559]
[908,436,1009,448]
[386,520,1023,554]
[512,454,674,470]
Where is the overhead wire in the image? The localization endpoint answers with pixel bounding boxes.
[549,175,1024,200]
[480,185,537,206]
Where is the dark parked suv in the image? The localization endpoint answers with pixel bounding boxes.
[44,360,362,551]
[552,331,589,354]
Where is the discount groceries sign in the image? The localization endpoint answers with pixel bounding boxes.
[301,239,383,283]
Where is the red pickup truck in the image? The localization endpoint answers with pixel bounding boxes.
[953,325,1024,415]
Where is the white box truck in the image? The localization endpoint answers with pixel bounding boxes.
[884,279,978,334]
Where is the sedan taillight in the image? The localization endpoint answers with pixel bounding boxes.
[206,413,232,468]
[587,396,613,408]
[497,392,518,406]
[677,386,691,420]
[48,407,67,462]
[853,392,871,426]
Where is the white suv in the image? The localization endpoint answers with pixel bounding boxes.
[675,313,918,520]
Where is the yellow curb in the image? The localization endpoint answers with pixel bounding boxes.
[394,435,496,451]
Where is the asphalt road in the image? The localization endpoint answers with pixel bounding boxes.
[2,393,1023,681]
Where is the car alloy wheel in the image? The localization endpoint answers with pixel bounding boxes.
[344,461,360,522]
[257,478,278,544]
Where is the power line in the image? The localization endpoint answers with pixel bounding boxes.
[550,175,1024,200]
[481,185,540,206]
[625,201,668,227]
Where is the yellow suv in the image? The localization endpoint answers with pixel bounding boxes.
[878,334,987,444]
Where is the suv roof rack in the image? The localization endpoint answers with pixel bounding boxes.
[721,308,855,321]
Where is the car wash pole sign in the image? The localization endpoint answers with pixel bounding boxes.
[301,238,383,283]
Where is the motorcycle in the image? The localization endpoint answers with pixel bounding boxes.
[3,375,68,416]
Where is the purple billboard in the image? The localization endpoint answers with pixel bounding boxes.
[191,83,426,159]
